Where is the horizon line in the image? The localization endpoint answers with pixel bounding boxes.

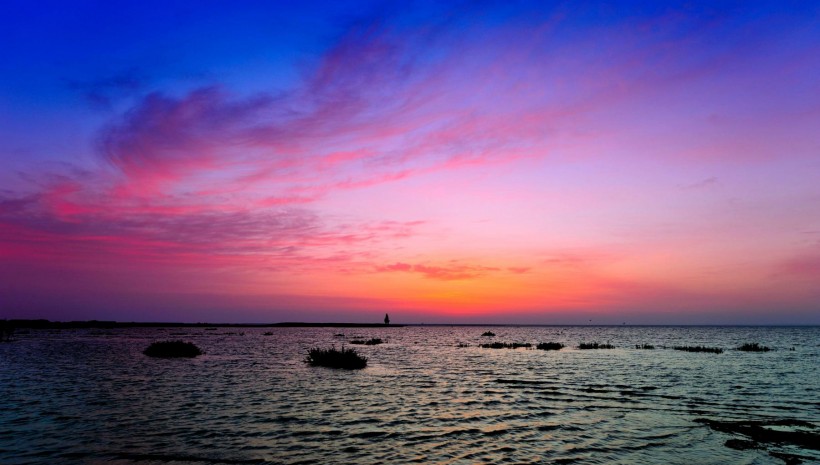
[3,319,818,328]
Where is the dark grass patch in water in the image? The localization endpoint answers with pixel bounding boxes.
[481,331,496,337]
[262,332,273,336]
[737,342,771,352]
[480,342,532,349]
[536,342,564,351]
[674,345,723,354]
[578,342,615,349]
[143,340,204,358]
[635,344,655,349]
[725,439,762,450]
[349,338,383,345]
[306,347,367,369]
[695,418,819,460]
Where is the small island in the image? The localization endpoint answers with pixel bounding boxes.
[737,342,771,352]
[305,347,367,369]
[536,342,564,351]
[349,338,383,345]
[578,342,615,350]
[143,340,204,358]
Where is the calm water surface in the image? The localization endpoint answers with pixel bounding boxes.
[1,326,818,464]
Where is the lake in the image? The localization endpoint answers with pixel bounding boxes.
[1,325,818,464]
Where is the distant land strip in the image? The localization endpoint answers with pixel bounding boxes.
[1,319,403,329]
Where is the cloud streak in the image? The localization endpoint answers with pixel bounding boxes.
[376,262,502,281]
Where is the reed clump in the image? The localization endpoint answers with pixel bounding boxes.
[349,338,383,345]
[480,342,532,349]
[143,340,204,358]
[674,345,723,354]
[481,331,496,337]
[305,347,367,369]
[536,342,564,351]
[635,344,655,349]
[737,342,771,352]
[263,332,273,336]
[578,342,615,349]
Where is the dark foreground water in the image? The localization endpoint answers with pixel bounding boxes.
[1,326,818,465]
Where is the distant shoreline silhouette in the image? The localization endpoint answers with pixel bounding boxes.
[1,319,406,329]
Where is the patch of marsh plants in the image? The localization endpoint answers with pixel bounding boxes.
[635,344,655,349]
[674,345,723,354]
[536,342,564,351]
[481,331,496,337]
[737,342,771,352]
[305,347,367,369]
[695,417,817,461]
[349,338,383,345]
[143,340,204,358]
[578,342,615,349]
[480,342,532,349]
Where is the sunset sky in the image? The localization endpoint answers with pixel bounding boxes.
[1,1,818,324]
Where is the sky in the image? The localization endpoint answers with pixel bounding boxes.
[1,1,819,324]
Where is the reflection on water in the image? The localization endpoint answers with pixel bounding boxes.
[1,326,818,464]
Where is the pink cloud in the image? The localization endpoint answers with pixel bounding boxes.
[0,185,426,274]
[376,261,502,281]
[779,252,820,278]
[91,12,757,209]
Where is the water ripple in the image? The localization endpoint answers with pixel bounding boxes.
[0,326,818,465]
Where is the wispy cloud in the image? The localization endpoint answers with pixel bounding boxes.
[779,250,820,278]
[376,262,502,281]
[679,177,719,190]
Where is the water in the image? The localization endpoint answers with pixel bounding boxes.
[1,326,818,465]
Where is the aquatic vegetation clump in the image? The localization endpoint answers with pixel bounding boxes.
[481,331,496,337]
[536,342,564,351]
[263,332,273,336]
[305,347,367,369]
[737,342,771,352]
[635,344,655,349]
[695,418,818,461]
[480,342,532,349]
[578,342,615,349]
[143,340,204,358]
[349,338,383,345]
[674,345,723,354]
